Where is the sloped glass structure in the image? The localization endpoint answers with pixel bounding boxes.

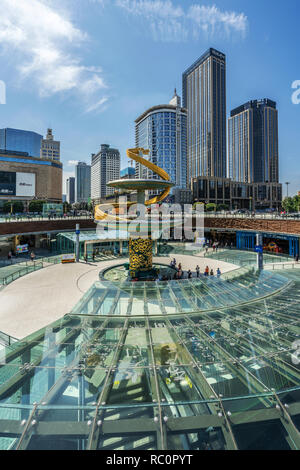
[0,267,300,450]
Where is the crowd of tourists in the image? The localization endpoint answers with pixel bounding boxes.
[169,258,221,280]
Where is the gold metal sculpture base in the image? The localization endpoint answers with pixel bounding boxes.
[128,237,153,278]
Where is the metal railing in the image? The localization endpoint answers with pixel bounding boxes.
[0,330,18,347]
[204,212,300,221]
[0,261,44,286]
[0,214,93,223]
[266,262,300,271]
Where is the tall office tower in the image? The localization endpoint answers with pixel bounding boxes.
[40,128,60,161]
[75,162,91,203]
[120,167,135,179]
[0,128,42,158]
[228,99,279,183]
[91,144,120,200]
[182,48,226,185]
[66,176,75,204]
[135,90,187,193]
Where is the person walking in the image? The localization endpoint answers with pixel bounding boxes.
[30,251,36,262]
[204,266,209,277]
[196,265,200,277]
[188,269,192,279]
[210,269,214,276]
[217,268,221,278]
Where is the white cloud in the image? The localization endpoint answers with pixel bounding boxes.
[187,4,248,39]
[115,0,248,42]
[68,160,80,166]
[116,0,187,41]
[0,0,108,111]
[84,97,109,114]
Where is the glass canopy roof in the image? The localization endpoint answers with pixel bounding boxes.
[0,262,300,450]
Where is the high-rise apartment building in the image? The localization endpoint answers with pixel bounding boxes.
[66,176,75,204]
[182,48,226,184]
[91,144,120,201]
[135,90,187,193]
[228,99,279,183]
[0,128,43,158]
[75,162,91,203]
[40,128,60,161]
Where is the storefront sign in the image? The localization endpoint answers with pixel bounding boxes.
[61,254,75,263]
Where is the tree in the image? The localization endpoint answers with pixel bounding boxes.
[205,203,217,212]
[217,203,229,211]
[2,200,24,214]
[29,200,46,213]
[282,197,298,213]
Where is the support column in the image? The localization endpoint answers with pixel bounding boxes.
[256,233,263,271]
[75,224,80,262]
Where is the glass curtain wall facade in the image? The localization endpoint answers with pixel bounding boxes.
[228,99,279,184]
[182,48,226,184]
[135,99,187,194]
[66,177,75,204]
[0,128,42,158]
[75,162,91,203]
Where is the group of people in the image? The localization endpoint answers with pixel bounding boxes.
[204,239,234,254]
[170,258,221,280]
[204,266,221,277]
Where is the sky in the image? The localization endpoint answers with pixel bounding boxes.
[0,0,299,196]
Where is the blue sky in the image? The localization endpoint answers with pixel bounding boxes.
[0,0,299,195]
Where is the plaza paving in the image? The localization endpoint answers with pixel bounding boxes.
[0,254,238,340]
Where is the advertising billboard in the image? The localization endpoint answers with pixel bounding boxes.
[16,244,29,254]
[16,172,35,197]
[0,171,35,197]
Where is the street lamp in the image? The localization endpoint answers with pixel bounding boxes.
[285,182,290,214]
[285,182,290,199]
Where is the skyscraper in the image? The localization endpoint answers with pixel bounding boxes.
[91,144,120,201]
[135,90,187,193]
[40,128,60,161]
[66,176,75,204]
[228,99,279,183]
[75,162,91,203]
[0,128,43,158]
[182,48,226,184]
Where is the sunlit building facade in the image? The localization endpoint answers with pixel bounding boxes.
[135,91,187,194]
[182,48,226,183]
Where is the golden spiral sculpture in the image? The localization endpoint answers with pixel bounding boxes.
[94,147,172,222]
